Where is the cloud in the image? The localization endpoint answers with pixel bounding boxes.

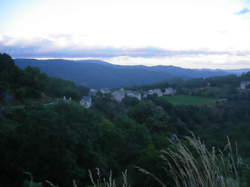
[0,35,241,58]
[1,35,250,69]
[105,55,250,70]
[2,0,250,52]
[236,8,250,15]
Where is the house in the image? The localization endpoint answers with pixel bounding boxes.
[147,89,155,96]
[63,96,72,103]
[154,89,163,97]
[240,81,250,90]
[142,92,148,99]
[100,88,111,94]
[80,96,92,108]
[126,90,142,100]
[90,89,98,96]
[147,89,163,97]
[112,88,126,102]
[163,87,176,96]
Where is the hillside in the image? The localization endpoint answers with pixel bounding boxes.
[0,54,88,105]
[2,53,250,186]
[14,59,231,89]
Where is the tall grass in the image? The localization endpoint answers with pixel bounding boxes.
[38,169,130,187]
[88,168,130,187]
[139,135,241,187]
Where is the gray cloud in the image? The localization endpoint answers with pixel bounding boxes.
[0,35,250,59]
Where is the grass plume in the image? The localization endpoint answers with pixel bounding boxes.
[138,135,241,187]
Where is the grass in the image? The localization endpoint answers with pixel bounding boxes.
[138,135,241,187]
[160,95,217,106]
[43,169,130,187]
[88,168,130,187]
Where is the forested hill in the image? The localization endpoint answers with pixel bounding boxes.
[0,53,88,105]
[15,58,231,89]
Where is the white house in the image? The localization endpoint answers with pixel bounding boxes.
[164,87,176,95]
[112,88,126,102]
[154,89,163,97]
[126,90,142,100]
[90,89,98,96]
[142,92,148,99]
[147,90,155,95]
[147,89,163,97]
[80,96,92,108]
[240,81,250,90]
[100,88,111,94]
[63,96,72,103]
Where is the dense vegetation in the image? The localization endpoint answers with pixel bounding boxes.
[1,53,250,186]
[0,53,88,105]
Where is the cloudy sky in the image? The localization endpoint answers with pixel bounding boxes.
[1,0,250,69]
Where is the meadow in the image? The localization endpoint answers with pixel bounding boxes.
[160,95,218,106]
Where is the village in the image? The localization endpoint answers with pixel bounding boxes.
[79,80,250,109]
[53,79,250,109]
[79,87,177,108]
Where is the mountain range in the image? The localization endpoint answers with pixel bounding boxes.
[14,59,249,88]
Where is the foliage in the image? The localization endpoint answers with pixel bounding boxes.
[0,53,88,103]
[0,102,158,186]
[139,135,241,187]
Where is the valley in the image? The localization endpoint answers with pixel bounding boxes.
[1,53,250,187]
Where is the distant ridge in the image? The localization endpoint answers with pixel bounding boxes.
[14,58,238,88]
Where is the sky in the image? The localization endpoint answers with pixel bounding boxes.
[0,0,250,69]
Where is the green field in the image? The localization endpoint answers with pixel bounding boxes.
[160,95,217,106]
